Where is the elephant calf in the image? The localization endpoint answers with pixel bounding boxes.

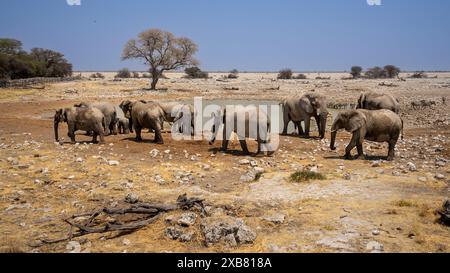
[74,102,118,135]
[330,109,403,161]
[54,107,106,144]
[357,91,400,114]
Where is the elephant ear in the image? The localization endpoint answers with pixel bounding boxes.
[348,112,366,132]
[299,96,314,114]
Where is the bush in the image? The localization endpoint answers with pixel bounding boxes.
[350,66,363,79]
[290,171,326,183]
[132,71,140,78]
[184,66,208,79]
[115,68,131,78]
[384,65,401,78]
[277,69,293,79]
[410,71,428,78]
[90,72,105,79]
[293,73,307,79]
[227,69,239,79]
[365,66,386,79]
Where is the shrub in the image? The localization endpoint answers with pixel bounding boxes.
[290,171,326,183]
[350,66,363,79]
[365,66,387,79]
[184,66,208,79]
[410,71,428,78]
[132,71,140,78]
[115,68,131,78]
[293,73,307,79]
[90,72,105,79]
[227,69,239,79]
[277,69,293,79]
[384,65,401,78]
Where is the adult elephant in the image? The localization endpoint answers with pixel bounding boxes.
[120,100,166,144]
[330,109,403,161]
[357,91,400,114]
[54,107,105,144]
[74,102,118,135]
[209,106,275,156]
[281,92,328,139]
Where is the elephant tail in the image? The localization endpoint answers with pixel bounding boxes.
[102,116,106,132]
[401,118,404,140]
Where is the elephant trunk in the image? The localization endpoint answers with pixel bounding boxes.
[330,122,339,150]
[319,113,327,139]
[54,118,60,142]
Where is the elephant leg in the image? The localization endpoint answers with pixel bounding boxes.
[314,115,321,136]
[282,120,289,135]
[240,139,250,155]
[92,132,98,144]
[356,144,365,160]
[303,118,310,138]
[134,124,143,141]
[387,138,397,161]
[345,132,359,159]
[104,117,111,135]
[68,124,76,143]
[296,121,304,135]
[129,118,134,133]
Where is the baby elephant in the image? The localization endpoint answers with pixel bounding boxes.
[54,107,106,144]
[330,109,403,161]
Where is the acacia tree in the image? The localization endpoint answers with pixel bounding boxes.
[122,29,198,90]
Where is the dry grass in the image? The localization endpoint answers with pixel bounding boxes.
[290,171,326,183]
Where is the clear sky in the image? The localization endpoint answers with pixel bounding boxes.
[1,0,449,71]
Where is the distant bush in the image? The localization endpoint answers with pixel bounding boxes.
[350,66,363,79]
[90,72,105,79]
[410,71,428,78]
[384,65,401,78]
[0,38,72,80]
[293,73,307,79]
[290,171,326,183]
[184,66,208,79]
[365,66,386,79]
[141,73,151,78]
[132,71,140,78]
[115,68,131,79]
[277,69,293,80]
[227,69,239,79]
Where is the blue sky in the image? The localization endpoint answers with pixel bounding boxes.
[1,0,449,71]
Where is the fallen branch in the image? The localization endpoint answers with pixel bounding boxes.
[32,194,204,247]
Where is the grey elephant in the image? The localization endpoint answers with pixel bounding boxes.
[120,100,165,144]
[74,102,118,135]
[330,109,403,161]
[357,91,400,114]
[54,107,105,144]
[209,106,275,156]
[142,101,195,134]
[281,92,328,139]
[114,105,130,134]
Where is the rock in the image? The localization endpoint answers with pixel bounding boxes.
[108,160,119,166]
[343,173,351,180]
[407,162,417,172]
[372,229,380,236]
[366,241,384,253]
[122,239,131,246]
[435,174,445,180]
[165,226,183,240]
[177,212,197,227]
[150,149,160,158]
[76,157,83,163]
[262,213,285,224]
[309,165,319,173]
[201,217,256,246]
[418,177,427,182]
[125,193,139,204]
[66,241,81,253]
[250,160,258,167]
[239,159,250,165]
[371,161,381,167]
[253,167,265,175]
[203,164,211,171]
[240,172,256,183]
[392,171,401,177]
[376,169,385,174]
[179,231,194,242]
[437,200,450,226]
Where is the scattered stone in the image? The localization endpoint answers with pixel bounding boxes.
[108,160,119,166]
[165,226,183,240]
[366,241,384,253]
[418,177,427,182]
[371,161,381,167]
[392,171,401,177]
[201,217,256,247]
[150,149,160,158]
[177,212,197,227]
[262,213,286,224]
[239,159,250,165]
[407,162,417,172]
[203,164,211,171]
[76,157,83,163]
[250,160,258,167]
[343,173,351,180]
[434,174,445,180]
[253,167,265,175]
[179,231,194,242]
[240,172,256,183]
[372,229,380,236]
[122,239,131,246]
[125,193,139,204]
[66,241,81,253]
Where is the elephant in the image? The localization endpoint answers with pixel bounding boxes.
[330,109,403,161]
[209,105,275,156]
[74,102,118,135]
[281,92,328,139]
[357,91,400,114]
[141,101,196,134]
[114,105,130,134]
[120,100,165,144]
[54,107,105,144]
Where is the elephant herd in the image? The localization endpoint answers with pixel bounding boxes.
[54,91,404,161]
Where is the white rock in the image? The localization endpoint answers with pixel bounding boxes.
[435,173,445,180]
[239,159,250,165]
[407,162,417,172]
[108,160,119,166]
[66,241,81,253]
[366,241,384,253]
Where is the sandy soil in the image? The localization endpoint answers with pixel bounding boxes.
[0,72,449,253]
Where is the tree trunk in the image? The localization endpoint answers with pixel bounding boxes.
[150,71,159,90]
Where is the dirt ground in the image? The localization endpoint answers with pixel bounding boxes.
[0,72,449,253]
